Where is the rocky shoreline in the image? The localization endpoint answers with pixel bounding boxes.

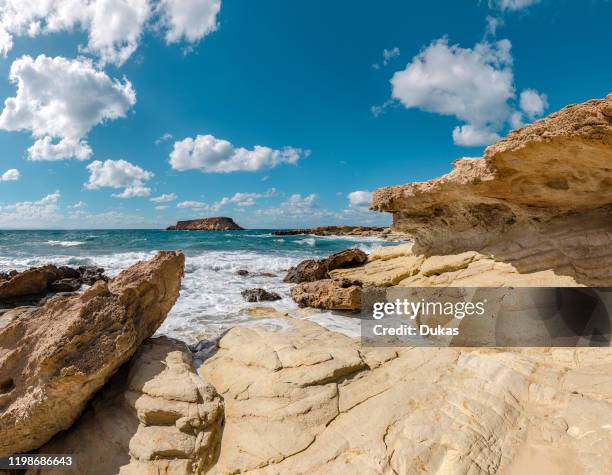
[1,96,612,473]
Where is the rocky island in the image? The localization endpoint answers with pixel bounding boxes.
[166,217,244,231]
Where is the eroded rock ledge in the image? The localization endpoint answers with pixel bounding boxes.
[371,95,612,285]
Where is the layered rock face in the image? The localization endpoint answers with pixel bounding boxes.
[0,251,185,455]
[371,95,612,286]
[167,217,243,231]
[201,318,612,474]
[36,337,223,475]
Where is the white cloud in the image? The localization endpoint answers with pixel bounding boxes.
[150,192,177,203]
[489,0,541,11]
[155,205,169,210]
[85,159,153,198]
[170,134,309,173]
[0,168,20,181]
[452,125,501,146]
[0,55,136,161]
[347,190,372,208]
[175,188,278,212]
[155,132,173,145]
[0,0,222,66]
[177,200,209,210]
[0,191,61,225]
[68,201,86,208]
[519,88,548,119]
[383,47,400,64]
[390,37,547,146]
[373,46,400,69]
[157,0,221,44]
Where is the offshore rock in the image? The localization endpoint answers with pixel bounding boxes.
[241,288,282,302]
[167,217,243,231]
[0,251,185,455]
[284,248,367,284]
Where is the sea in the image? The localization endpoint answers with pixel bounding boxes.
[0,229,400,343]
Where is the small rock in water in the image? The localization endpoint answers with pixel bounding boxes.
[241,288,282,302]
[236,269,250,277]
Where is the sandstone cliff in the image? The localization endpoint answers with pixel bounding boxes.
[167,217,244,231]
[0,251,185,455]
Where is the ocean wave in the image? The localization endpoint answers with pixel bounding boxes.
[296,237,316,246]
[46,240,85,247]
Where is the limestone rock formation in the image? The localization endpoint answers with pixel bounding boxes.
[284,248,367,283]
[291,278,362,310]
[35,337,223,475]
[201,318,612,474]
[369,96,612,286]
[167,217,244,231]
[0,251,185,455]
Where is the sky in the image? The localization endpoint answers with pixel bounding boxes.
[0,0,610,229]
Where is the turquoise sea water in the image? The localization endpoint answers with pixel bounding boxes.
[0,229,398,341]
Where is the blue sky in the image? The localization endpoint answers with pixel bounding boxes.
[0,0,610,229]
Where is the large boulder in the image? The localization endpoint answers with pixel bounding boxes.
[291,278,362,310]
[0,251,185,455]
[283,248,367,284]
[35,337,223,475]
[0,265,108,306]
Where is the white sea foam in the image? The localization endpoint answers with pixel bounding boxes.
[0,243,377,343]
[46,240,85,247]
[296,237,316,246]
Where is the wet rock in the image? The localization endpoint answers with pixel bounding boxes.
[236,269,249,277]
[48,278,81,293]
[241,288,282,302]
[284,249,368,284]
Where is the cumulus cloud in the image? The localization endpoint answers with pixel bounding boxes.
[0,0,222,66]
[0,191,61,225]
[177,200,209,210]
[170,134,309,173]
[150,192,177,203]
[519,88,548,119]
[347,190,372,208]
[157,0,221,44]
[85,159,153,198]
[0,168,20,181]
[0,55,136,161]
[489,0,541,11]
[390,37,547,146]
[175,188,278,212]
[155,205,169,210]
